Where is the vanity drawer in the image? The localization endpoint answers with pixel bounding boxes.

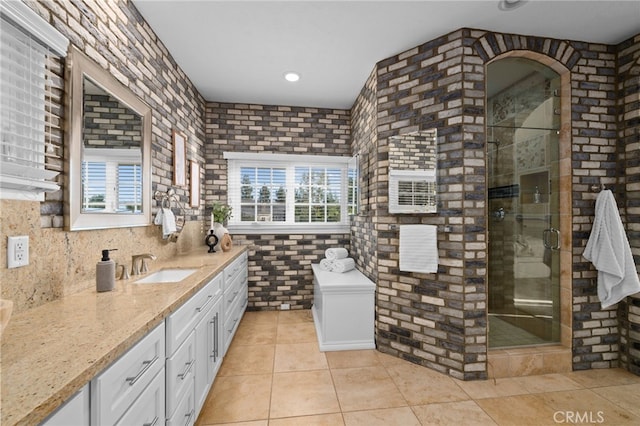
[223,267,247,313]
[166,330,196,418]
[166,381,195,426]
[223,252,247,289]
[114,368,165,426]
[223,292,246,353]
[91,322,165,426]
[166,276,219,356]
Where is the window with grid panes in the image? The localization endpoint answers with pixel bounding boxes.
[224,152,356,234]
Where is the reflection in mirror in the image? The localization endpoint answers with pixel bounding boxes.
[66,46,151,230]
[82,79,143,213]
[388,129,437,214]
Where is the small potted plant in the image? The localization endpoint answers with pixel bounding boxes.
[209,202,232,251]
[211,202,232,226]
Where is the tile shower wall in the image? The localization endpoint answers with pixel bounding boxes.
[0,0,207,313]
[618,34,640,376]
[203,103,351,310]
[366,28,637,379]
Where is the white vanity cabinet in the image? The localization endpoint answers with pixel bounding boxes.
[194,274,224,414]
[222,251,248,354]
[40,384,89,426]
[91,322,166,426]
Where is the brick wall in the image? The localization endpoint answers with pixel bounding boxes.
[203,103,351,310]
[83,93,142,149]
[32,0,206,226]
[617,33,640,375]
[369,28,632,379]
[350,68,378,282]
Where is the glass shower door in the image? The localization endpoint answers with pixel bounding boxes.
[487,58,561,348]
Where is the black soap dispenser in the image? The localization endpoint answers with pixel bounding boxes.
[97,249,117,292]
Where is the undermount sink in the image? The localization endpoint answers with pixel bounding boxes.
[133,268,198,284]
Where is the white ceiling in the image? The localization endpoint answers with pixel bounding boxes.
[132,0,640,109]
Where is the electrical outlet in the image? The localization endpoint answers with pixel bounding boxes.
[280,303,290,311]
[7,235,29,268]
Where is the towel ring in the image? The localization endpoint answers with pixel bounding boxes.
[590,183,606,193]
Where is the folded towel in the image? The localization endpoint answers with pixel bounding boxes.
[325,248,348,260]
[332,257,355,273]
[161,207,177,240]
[399,224,438,274]
[583,190,640,308]
[320,258,334,271]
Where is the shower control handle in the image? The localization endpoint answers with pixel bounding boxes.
[543,228,560,250]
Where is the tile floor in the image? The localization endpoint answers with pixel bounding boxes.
[196,310,640,426]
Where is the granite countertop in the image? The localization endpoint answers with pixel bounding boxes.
[0,245,247,426]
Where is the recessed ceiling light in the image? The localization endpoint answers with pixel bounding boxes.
[498,0,528,11]
[284,72,300,82]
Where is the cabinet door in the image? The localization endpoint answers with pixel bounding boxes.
[91,323,165,426]
[194,296,222,415]
[115,368,165,426]
[166,331,196,418]
[40,384,89,426]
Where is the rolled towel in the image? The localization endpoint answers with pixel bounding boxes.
[325,247,349,261]
[320,258,334,271]
[332,257,355,273]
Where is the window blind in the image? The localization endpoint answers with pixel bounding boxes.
[0,1,68,199]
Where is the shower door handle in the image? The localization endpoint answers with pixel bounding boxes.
[543,228,560,250]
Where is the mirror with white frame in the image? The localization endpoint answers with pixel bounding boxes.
[66,46,152,230]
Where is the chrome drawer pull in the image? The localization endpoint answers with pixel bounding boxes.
[196,295,213,312]
[184,409,195,426]
[178,358,195,380]
[125,355,159,386]
[143,416,159,426]
[227,291,239,303]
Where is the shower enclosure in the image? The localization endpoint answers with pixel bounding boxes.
[487,57,562,348]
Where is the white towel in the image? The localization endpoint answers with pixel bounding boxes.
[399,225,439,274]
[319,258,334,271]
[161,207,177,240]
[332,257,355,273]
[325,247,348,260]
[154,208,163,225]
[583,190,640,308]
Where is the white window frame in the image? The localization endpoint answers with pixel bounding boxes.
[224,152,353,234]
[0,0,68,200]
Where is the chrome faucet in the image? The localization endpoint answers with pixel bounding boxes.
[131,253,157,275]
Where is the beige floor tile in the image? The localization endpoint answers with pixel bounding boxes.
[276,321,318,344]
[241,310,279,325]
[197,374,272,424]
[343,407,421,426]
[385,361,469,405]
[331,366,407,412]
[537,389,640,425]
[411,400,498,426]
[325,349,382,369]
[475,394,558,425]
[268,413,345,426]
[514,373,583,394]
[455,377,529,400]
[563,368,640,388]
[217,344,275,376]
[274,342,328,372]
[270,370,341,418]
[592,383,640,417]
[232,322,277,345]
[197,421,268,426]
[278,309,315,324]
